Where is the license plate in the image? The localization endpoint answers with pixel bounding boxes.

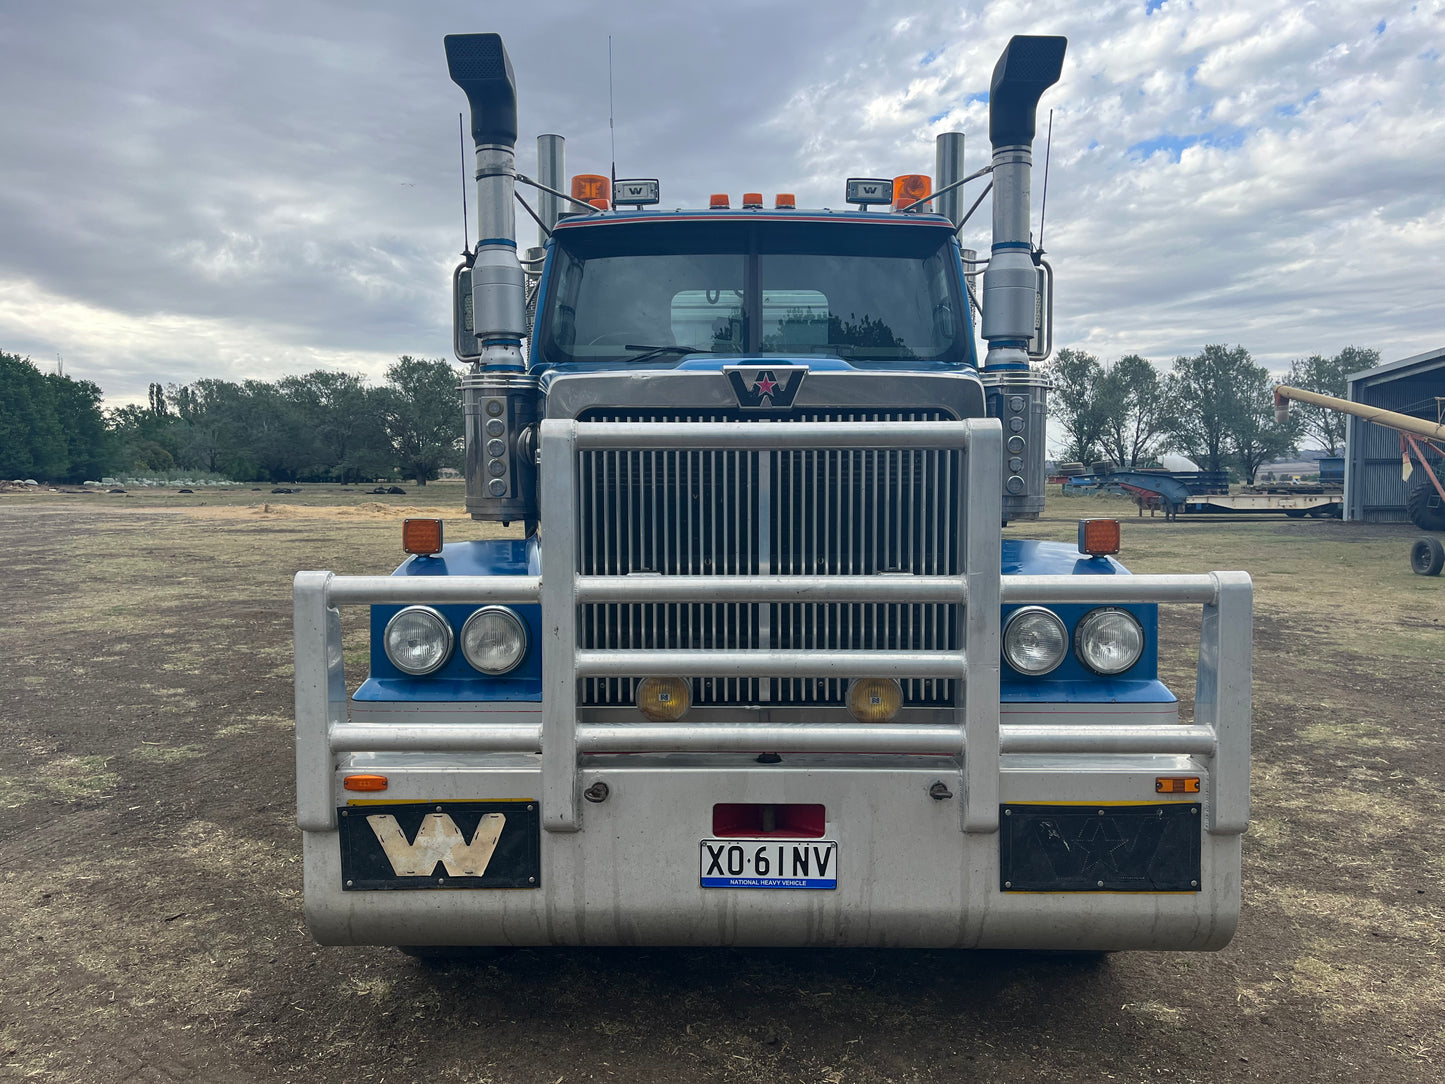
[699,839,838,889]
[340,801,540,890]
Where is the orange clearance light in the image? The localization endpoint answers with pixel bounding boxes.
[1077,518,1121,557]
[588,197,610,210]
[775,193,796,209]
[570,173,609,204]
[344,774,389,792]
[892,173,933,210]
[742,192,763,208]
[1156,777,1201,794]
[709,193,731,209]
[402,518,444,556]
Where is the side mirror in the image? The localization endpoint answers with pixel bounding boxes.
[453,261,481,363]
[1027,258,1053,363]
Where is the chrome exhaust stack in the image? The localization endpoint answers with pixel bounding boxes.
[446,33,539,527]
[981,35,1065,521]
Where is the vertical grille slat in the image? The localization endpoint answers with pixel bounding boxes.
[576,408,959,708]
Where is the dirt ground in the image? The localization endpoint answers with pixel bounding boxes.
[1,486,1441,1083]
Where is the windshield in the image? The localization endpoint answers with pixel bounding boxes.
[536,219,970,366]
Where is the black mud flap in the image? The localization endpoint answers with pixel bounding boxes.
[999,803,1201,892]
[339,801,540,890]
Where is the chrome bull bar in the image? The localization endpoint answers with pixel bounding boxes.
[295,417,1251,842]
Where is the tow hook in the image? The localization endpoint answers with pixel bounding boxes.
[584,781,610,804]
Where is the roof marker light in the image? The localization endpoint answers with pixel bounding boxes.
[892,173,933,210]
[775,193,796,209]
[403,518,444,556]
[742,192,763,208]
[1077,519,1121,557]
[587,197,610,210]
[709,193,730,209]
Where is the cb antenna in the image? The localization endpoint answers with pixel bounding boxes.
[1037,108,1054,252]
[608,35,617,189]
[458,112,470,255]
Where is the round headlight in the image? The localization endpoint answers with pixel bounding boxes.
[1002,607,1068,675]
[383,606,453,676]
[636,676,691,722]
[1075,608,1145,675]
[847,677,903,723]
[460,606,529,675]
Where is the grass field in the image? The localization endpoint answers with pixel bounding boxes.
[1,483,1441,1083]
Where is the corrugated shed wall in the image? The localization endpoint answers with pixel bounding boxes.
[1343,350,1445,522]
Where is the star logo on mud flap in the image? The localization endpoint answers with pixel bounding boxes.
[724,365,807,409]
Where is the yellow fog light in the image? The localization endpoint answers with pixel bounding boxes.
[637,676,692,722]
[847,678,903,723]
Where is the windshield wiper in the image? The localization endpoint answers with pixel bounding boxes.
[619,344,719,363]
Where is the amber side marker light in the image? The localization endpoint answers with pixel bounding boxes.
[403,518,444,556]
[1077,518,1121,557]
[1156,777,1200,794]
[344,774,389,792]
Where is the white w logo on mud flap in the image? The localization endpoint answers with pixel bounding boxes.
[367,812,506,877]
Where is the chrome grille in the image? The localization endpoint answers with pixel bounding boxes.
[576,409,960,708]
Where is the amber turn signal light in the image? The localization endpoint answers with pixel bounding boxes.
[1077,518,1121,556]
[403,518,444,556]
[344,774,389,792]
[1156,777,1200,794]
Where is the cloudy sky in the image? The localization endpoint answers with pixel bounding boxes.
[2,0,1441,413]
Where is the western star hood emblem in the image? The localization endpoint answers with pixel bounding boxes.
[724,365,808,409]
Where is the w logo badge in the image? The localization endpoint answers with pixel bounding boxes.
[369,812,506,877]
[724,365,807,409]
[339,801,541,890]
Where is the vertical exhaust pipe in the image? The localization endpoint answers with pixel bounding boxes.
[981,35,1065,372]
[980,35,1065,523]
[446,34,538,528]
[934,132,966,227]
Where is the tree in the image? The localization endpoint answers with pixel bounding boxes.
[1046,347,1107,464]
[47,373,113,482]
[379,356,463,486]
[1286,346,1378,455]
[279,370,391,483]
[1165,344,1298,480]
[0,351,67,479]
[1097,354,1166,468]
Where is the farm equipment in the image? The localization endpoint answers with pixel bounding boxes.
[291,32,1255,952]
[1274,385,1445,575]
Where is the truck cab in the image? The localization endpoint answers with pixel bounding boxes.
[292,32,1252,952]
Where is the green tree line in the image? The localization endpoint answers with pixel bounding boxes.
[1047,344,1377,479]
[0,352,462,485]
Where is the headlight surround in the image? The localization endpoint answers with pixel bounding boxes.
[460,605,529,675]
[383,605,454,676]
[1002,606,1068,676]
[1074,607,1145,675]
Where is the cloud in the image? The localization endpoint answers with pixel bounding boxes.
[1,0,1441,408]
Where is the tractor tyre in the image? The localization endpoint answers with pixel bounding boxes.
[1409,536,1444,576]
[1406,479,1445,532]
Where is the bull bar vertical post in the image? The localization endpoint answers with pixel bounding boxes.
[294,571,345,832]
[960,422,1003,832]
[1198,570,1252,834]
[540,420,582,831]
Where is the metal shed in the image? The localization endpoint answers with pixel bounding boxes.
[1343,347,1445,522]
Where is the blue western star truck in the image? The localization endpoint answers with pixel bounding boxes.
[294,32,1252,951]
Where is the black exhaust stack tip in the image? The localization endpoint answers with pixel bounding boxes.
[445,33,517,149]
[988,35,1067,148]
